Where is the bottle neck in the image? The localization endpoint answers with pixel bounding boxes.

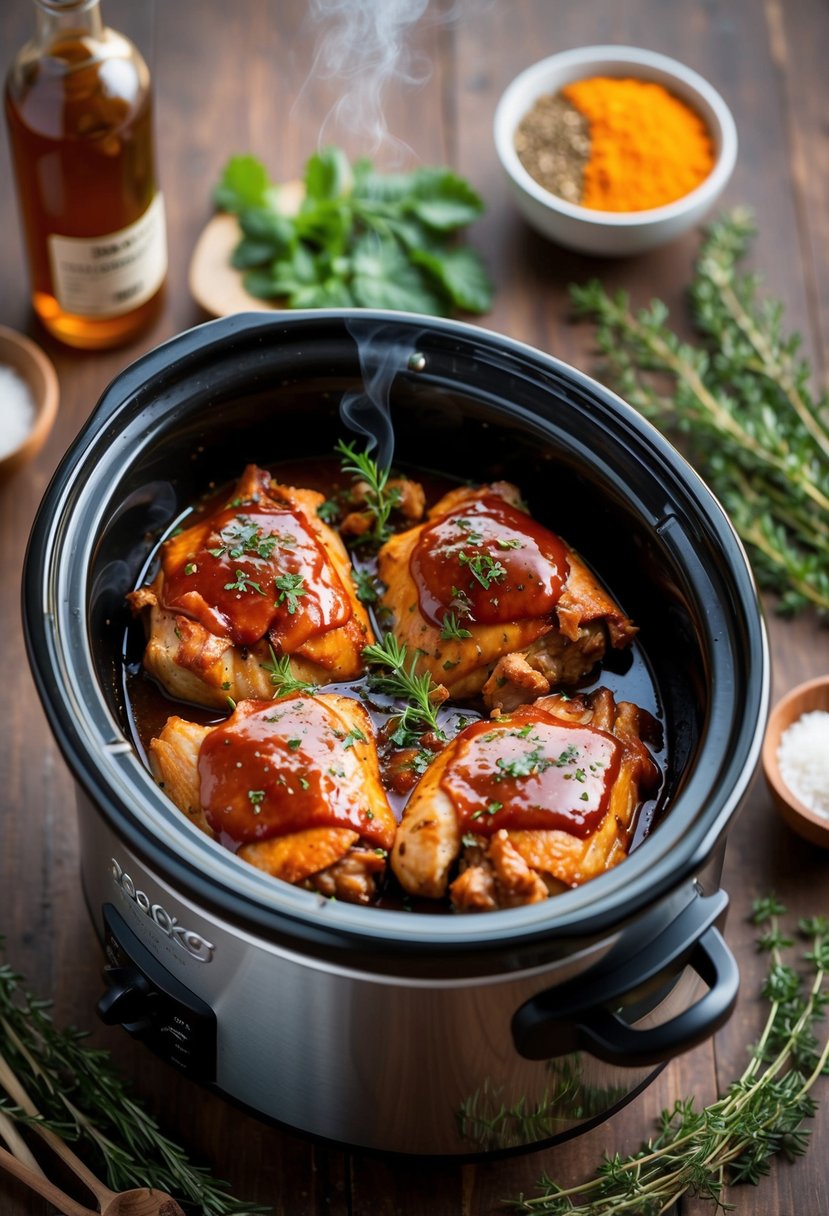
[32,0,104,46]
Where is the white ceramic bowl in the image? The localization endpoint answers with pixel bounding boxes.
[493,45,738,256]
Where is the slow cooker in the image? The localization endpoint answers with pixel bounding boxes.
[23,311,769,1156]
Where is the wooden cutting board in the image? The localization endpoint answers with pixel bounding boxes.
[188,179,304,317]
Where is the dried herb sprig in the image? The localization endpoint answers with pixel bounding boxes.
[570,208,829,616]
[508,899,829,1215]
[0,954,268,1215]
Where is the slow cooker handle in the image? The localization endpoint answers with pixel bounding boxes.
[512,893,740,1067]
[571,926,738,1067]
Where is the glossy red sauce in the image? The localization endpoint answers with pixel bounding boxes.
[410,495,570,628]
[441,704,622,837]
[161,500,352,650]
[198,696,393,848]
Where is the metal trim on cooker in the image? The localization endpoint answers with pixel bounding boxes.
[23,309,770,961]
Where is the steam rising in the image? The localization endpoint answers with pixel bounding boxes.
[305,0,432,157]
[340,319,424,469]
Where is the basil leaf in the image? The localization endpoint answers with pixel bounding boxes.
[214,155,270,213]
[304,147,352,203]
[412,246,493,314]
[351,236,446,314]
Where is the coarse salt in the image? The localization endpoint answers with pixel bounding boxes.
[777,709,829,819]
[0,363,36,459]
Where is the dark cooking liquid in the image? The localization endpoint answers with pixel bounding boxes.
[122,457,667,902]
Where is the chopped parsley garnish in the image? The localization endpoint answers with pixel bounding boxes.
[274,572,307,614]
[457,550,507,589]
[247,789,265,807]
[287,737,302,751]
[210,517,293,561]
[494,746,553,781]
[224,569,265,595]
[342,726,367,750]
[495,537,522,550]
[184,562,197,575]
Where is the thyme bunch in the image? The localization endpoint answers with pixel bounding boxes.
[0,954,268,1215]
[571,208,829,616]
[508,899,829,1215]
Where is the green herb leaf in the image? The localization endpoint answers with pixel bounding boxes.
[215,147,491,318]
[214,154,270,213]
[260,645,318,698]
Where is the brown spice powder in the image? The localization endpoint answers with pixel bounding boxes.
[514,93,590,204]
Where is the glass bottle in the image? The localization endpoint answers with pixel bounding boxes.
[4,0,166,349]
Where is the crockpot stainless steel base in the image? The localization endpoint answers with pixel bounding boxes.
[24,311,769,1155]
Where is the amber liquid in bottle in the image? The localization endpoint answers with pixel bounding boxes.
[5,13,166,349]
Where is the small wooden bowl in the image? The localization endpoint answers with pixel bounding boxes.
[762,675,829,848]
[0,325,59,480]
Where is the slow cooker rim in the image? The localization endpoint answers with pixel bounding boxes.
[23,309,770,957]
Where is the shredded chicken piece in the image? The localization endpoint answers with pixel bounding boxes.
[450,830,550,912]
[308,848,387,904]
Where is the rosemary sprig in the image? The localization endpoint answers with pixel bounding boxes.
[508,899,829,1215]
[259,644,319,697]
[336,438,402,545]
[570,208,829,616]
[362,633,445,743]
[0,954,268,1215]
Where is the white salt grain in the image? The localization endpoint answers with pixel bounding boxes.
[0,364,36,459]
[777,709,829,819]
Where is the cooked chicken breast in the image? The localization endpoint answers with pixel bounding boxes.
[391,688,660,911]
[149,693,396,904]
[129,465,374,709]
[377,482,636,709]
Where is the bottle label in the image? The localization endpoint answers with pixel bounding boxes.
[47,193,167,317]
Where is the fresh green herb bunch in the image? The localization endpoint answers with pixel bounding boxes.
[0,951,268,1215]
[214,147,492,316]
[509,898,829,1215]
[571,208,829,616]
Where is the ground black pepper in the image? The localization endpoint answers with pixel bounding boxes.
[514,93,590,203]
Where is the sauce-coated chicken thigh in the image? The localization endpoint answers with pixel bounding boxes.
[149,693,396,904]
[129,465,374,709]
[377,482,636,711]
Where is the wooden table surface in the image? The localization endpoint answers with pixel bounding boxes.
[1,2,827,1213]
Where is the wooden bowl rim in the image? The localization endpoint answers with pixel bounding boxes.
[762,675,829,845]
[0,324,59,476]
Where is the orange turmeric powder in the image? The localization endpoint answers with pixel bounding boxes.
[561,77,714,212]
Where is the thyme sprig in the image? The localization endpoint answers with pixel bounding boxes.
[508,899,829,1215]
[570,208,829,616]
[259,645,319,697]
[362,633,445,743]
[0,954,267,1215]
[336,438,402,545]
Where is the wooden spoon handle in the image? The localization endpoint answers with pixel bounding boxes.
[32,1122,116,1203]
[0,1142,98,1216]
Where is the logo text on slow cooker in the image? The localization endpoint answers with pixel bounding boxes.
[111,859,215,963]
